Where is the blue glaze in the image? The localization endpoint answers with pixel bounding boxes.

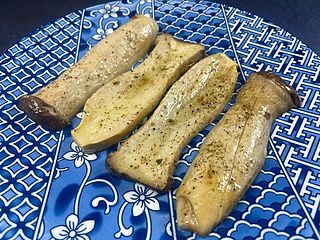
[0,0,319,239]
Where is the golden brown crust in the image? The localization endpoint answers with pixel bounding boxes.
[256,71,301,108]
[18,96,68,131]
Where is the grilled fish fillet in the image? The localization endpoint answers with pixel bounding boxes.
[72,34,205,153]
[19,15,158,130]
[107,53,238,191]
[176,71,301,236]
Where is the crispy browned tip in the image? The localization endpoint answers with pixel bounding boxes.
[19,95,68,131]
[256,71,301,108]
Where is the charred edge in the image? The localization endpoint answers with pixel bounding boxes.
[18,95,69,131]
[106,157,172,192]
[256,71,301,108]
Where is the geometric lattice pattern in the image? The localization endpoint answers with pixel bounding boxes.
[0,11,81,239]
[0,0,319,239]
[225,5,320,235]
[156,0,320,239]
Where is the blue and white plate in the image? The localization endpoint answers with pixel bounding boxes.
[0,0,319,239]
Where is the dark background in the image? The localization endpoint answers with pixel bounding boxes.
[0,0,319,55]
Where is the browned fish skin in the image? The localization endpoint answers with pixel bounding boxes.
[107,53,238,191]
[72,34,205,153]
[19,15,159,130]
[176,71,301,237]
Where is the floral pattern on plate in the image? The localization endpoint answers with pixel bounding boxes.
[0,0,319,239]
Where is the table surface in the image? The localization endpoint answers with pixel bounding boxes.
[0,0,319,55]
